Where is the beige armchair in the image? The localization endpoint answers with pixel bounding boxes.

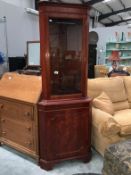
[88,76,131,156]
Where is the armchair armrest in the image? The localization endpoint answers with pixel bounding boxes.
[92,107,121,137]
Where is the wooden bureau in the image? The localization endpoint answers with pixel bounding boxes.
[0,73,42,158]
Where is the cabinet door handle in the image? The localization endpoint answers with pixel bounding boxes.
[26,127,32,132]
[0,104,4,109]
[24,112,31,116]
[51,117,56,121]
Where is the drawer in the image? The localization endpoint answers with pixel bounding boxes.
[1,118,35,150]
[0,99,34,122]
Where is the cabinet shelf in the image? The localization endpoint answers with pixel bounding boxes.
[106,49,131,51]
[106,56,131,60]
[107,41,131,44]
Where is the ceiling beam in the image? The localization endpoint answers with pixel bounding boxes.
[105,18,131,27]
[119,0,125,9]
[99,6,131,20]
[79,0,85,4]
[86,0,104,6]
[106,4,113,12]
[56,0,63,3]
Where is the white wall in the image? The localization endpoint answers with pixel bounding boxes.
[0,0,39,57]
[1,0,35,8]
[90,25,131,64]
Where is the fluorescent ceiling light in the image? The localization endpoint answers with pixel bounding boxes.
[25,8,39,15]
[103,0,112,3]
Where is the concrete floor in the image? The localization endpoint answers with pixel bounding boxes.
[0,146,103,175]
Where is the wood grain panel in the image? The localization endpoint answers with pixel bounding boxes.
[38,2,91,170]
[1,118,34,150]
[0,99,33,122]
[38,98,92,169]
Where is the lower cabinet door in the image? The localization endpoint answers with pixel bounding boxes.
[39,106,91,160]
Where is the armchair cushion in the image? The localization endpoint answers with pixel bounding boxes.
[92,107,121,137]
[100,118,121,137]
[113,100,129,111]
[88,77,127,103]
[93,92,114,115]
[114,109,131,136]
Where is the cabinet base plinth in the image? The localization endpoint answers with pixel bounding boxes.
[39,151,92,171]
[82,151,92,163]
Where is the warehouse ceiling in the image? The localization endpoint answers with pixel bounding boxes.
[38,0,131,27]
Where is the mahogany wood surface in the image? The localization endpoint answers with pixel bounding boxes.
[39,2,89,100]
[38,98,92,170]
[38,2,91,170]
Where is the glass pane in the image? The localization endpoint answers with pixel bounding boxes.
[49,18,82,95]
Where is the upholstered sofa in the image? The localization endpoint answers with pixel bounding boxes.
[88,76,131,156]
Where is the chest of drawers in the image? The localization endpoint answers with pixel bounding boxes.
[0,73,42,158]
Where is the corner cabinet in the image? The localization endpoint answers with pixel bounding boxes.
[38,2,92,170]
[106,41,131,65]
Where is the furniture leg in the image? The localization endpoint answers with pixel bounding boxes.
[39,159,54,171]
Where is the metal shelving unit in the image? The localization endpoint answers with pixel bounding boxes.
[105,41,131,65]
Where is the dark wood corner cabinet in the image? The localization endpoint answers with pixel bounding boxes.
[38,2,92,170]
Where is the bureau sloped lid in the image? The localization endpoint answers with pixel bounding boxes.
[0,73,42,104]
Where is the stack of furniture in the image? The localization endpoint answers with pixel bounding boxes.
[94,65,109,77]
[94,64,131,78]
[0,72,42,158]
[88,76,131,156]
[126,66,131,75]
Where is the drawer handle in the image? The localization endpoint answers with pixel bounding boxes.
[26,127,31,132]
[1,118,5,123]
[2,131,6,135]
[24,112,31,117]
[24,112,33,121]
[0,104,4,109]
